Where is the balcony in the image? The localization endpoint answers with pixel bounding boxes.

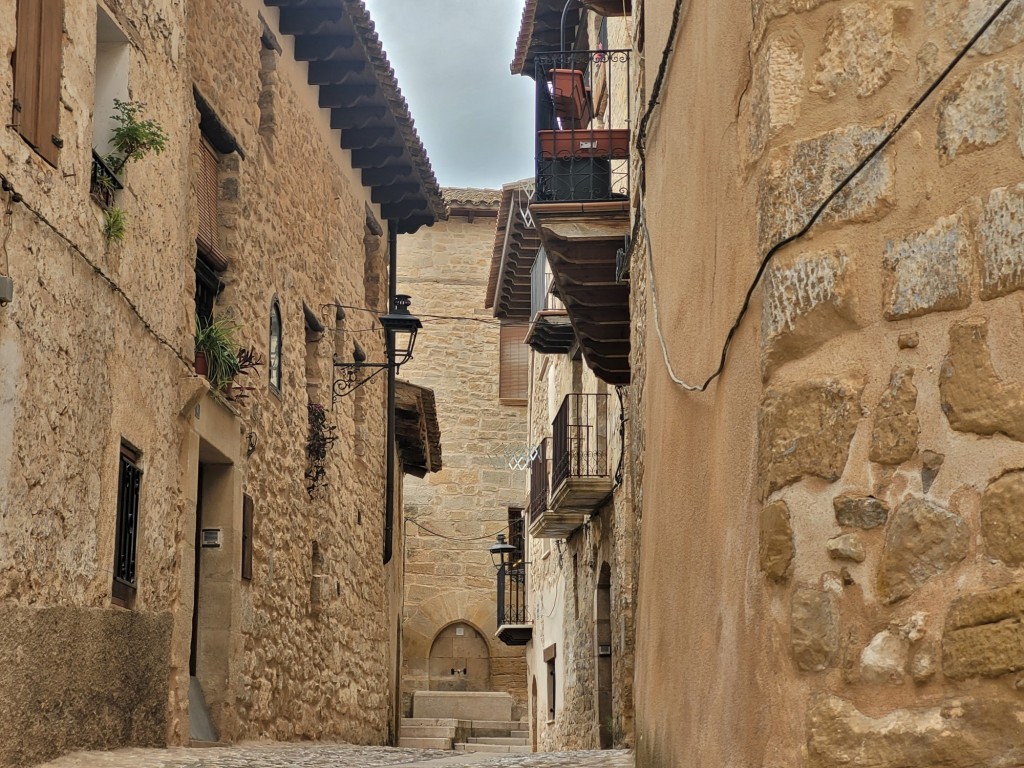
[528,49,632,385]
[530,395,612,538]
[526,249,575,354]
[496,516,531,646]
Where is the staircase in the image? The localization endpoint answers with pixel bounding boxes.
[398,717,531,754]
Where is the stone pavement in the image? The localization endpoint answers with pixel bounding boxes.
[36,744,634,768]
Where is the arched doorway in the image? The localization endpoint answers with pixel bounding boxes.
[596,563,613,748]
[531,676,539,752]
[428,622,490,692]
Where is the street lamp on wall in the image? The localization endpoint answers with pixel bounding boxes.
[489,533,517,570]
[332,294,422,402]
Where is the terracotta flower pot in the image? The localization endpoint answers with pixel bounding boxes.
[194,349,209,377]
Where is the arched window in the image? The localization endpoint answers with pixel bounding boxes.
[269,298,282,392]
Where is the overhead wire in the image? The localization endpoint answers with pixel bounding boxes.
[636,0,1017,392]
[406,517,512,542]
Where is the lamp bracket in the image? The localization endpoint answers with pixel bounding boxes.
[331,356,414,402]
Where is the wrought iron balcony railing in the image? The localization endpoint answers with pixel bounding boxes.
[90,150,123,209]
[552,393,610,491]
[528,438,550,526]
[534,49,631,203]
[496,515,528,628]
[530,249,566,321]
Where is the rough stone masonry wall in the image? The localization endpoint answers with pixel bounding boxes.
[524,352,636,752]
[0,1,194,764]
[398,213,528,716]
[637,0,1024,766]
[188,0,392,745]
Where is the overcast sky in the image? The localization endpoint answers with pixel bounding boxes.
[363,0,534,191]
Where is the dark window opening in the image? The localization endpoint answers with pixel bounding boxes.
[508,507,525,565]
[194,253,222,328]
[544,644,557,721]
[241,494,253,581]
[112,442,142,606]
[269,298,282,392]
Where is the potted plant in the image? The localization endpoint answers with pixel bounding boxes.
[194,315,241,393]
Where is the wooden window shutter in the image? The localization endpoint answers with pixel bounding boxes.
[196,139,227,268]
[499,322,529,403]
[13,0,64,167]
[241,494,253,581]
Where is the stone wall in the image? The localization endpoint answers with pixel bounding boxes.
[0,0,405,762]
[636,0,1024,765]
[523,352,637,752]
[398,210,529,716]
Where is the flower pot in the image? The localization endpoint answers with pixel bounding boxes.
[549,69,592,127]
[194,349,209,377]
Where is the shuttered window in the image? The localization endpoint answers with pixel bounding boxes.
[112,442,142,606]
[196,138,226,267]
[13,0,64,167]
[499,322,529,404]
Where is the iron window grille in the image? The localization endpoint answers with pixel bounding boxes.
[112,443,142,605]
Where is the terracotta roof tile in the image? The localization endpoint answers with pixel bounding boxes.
[443,187,502,210]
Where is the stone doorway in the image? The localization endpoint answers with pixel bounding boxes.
[596,562,613,748]
[428,622,490,692]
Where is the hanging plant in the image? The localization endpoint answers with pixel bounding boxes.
[306,402,337,497]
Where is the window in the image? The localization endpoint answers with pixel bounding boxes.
[92,6,128,156]
[112,442,142,606]
[508,507,525,565]
[544,644,557,720]
[241,494,253,581]
[269,298,282,392]
[499,322,529,403]
[13,0,64,166]
[194,254,221,328]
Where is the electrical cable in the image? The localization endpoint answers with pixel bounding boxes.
[0,197,13,276]
[641,0,1017,393]
[406,517,511,542]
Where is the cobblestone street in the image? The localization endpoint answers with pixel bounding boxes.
[37,745,634,768]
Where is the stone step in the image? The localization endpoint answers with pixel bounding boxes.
[468,737,529,745]
[455,742,532,754]
[400,725,457,739]
[398,737,453,750]
[511,730,529,739]
[401,718,463,728]
[468,719,523,732]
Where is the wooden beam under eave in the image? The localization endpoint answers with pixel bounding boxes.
[350,146,405,168]
[293,34,356,61]
[318,84,376,108]
[329,105,387,129]
[361,165,413,187]
[371,183,422,205]
[308,60,367,85]
[278,7,344,35]
[341,127,397,151]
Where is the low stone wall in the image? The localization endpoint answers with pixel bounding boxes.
[0,605,172,768]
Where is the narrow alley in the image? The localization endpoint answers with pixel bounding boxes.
[37,746,634,768]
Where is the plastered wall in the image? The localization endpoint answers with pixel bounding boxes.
[636,0,1024,765]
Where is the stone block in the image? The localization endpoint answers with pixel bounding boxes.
[869,367,918,464]
[944,619,1024,679]
[412,691,513,722]
[759,500,795,582]
[758,377,863,499]
[791,585,839,672]
[812,3,906,99]
[979,183,1024,299]
[937,61,1009,163]
[807,694,1024,767]
[882,213,972,320]
[939,317,1024,442]
[859,629,908,683]
[827,533,866,562]
[980,470,1024,566]
[757,124,894,251]
[946,582,1024,633]
[833,493,889,528]
[761,248,857,374]
[947,0,1024,55]
[749,33,804,158]
[878,497,968,604]
[910,641,937,683]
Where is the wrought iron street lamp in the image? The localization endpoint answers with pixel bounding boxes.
[489,533,517,570]
[332,294,422,402]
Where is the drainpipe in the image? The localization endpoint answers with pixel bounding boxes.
[384,221,398,565]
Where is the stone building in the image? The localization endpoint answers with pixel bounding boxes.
[491,4,639,737]
[629,0,1024,765]
[0,1,443,766]
[397,188,529,719]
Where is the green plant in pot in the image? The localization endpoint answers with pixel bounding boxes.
[106,99,169,174]
[194,315,241,393]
